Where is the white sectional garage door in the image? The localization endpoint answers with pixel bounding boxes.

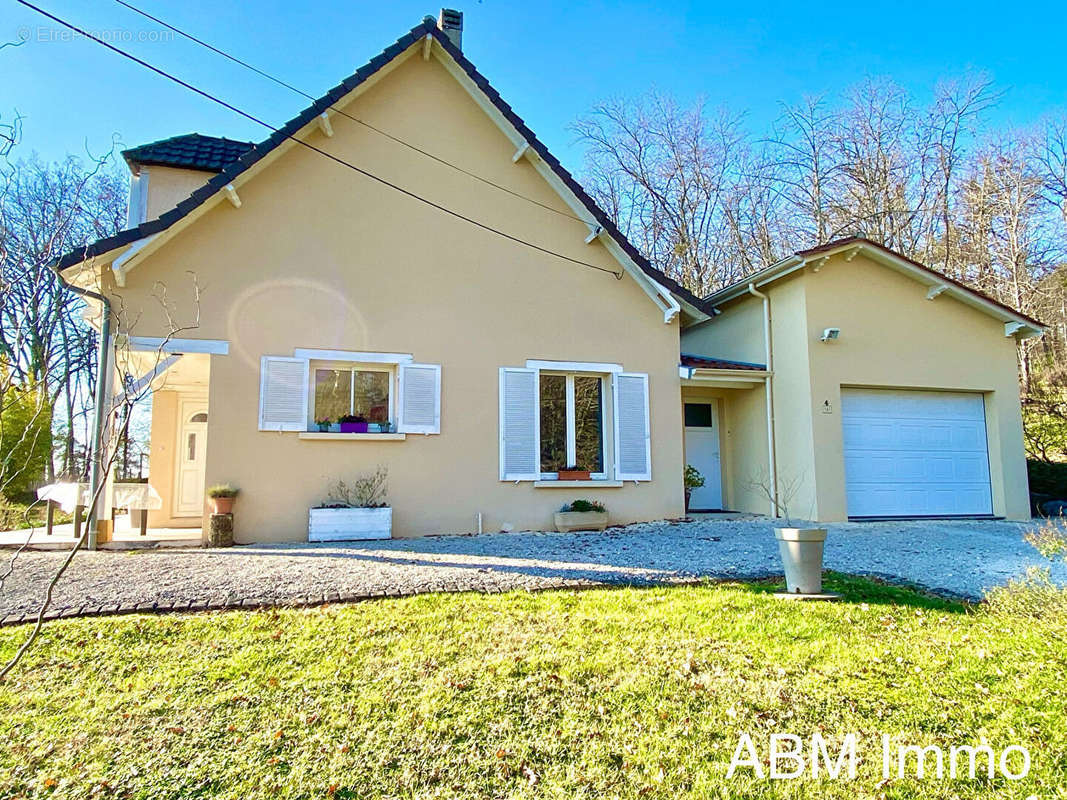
[841,388,993,518]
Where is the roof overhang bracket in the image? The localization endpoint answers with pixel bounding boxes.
[811,255,830,272]
[421,33,432,60]
[584,225,602,245]
[111,234,160,287]
[926,284,948,300]
[511,142,530,163]
[317,113,334,138]
[1005,321,1027,337]
[224,184,241,208]
[845,245,861,262]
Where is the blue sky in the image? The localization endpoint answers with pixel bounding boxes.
[5,0,1067,173]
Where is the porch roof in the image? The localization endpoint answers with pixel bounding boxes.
[680,354,766,371]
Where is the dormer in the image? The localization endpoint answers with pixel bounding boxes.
[122,133,254,226]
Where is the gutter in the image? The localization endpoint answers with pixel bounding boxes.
[52,264,111,551]
[747,283,778,517]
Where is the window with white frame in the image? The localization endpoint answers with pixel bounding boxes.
[500,361,650,483]
[258,351,441,435]
[539,372,606,477]
[312,363,393,427]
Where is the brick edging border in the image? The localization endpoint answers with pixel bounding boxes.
[0,571,974,627]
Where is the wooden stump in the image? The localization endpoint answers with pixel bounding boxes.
[208,513,234,547]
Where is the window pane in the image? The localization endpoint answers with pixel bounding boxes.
[574,376,604,472]
[315,369,352,421]
[539,374,567,472]
[352,371,390,422]
[684,403,713,428]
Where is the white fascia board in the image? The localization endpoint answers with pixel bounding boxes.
[432,47,681,325]
[127,336,230,355]
[294,349,414,364]
[526,359,623,373]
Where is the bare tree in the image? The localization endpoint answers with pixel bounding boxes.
[0,151,126,490]
[573,92,774,294]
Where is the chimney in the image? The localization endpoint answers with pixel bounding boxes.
[437,8,463,50]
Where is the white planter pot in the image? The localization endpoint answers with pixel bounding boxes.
[554,510,608,533]
[309,507,392,541]
[774,527,827,594]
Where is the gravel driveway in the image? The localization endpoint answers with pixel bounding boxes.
[1,518,1064,619]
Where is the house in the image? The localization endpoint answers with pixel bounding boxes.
[54,11,1043,544]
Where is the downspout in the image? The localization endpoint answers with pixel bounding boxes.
[747,283,778,517]
[52,264,112,551]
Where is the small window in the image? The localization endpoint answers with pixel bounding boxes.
[312,365,391,426]
[684,403,713,428]
[539,372,605,475]
[189,412,208,423]
[187,432,196,461]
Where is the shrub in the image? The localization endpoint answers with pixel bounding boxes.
[1028,459,1067,501]
[561,499,606,513]
[985,567,1067,621]
[323,466,388,508]
[206,484,239,499]
[985,517,1067,624]
[0,382,51,500]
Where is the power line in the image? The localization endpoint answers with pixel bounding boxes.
[17,0,622,278]
[112,0,588,224]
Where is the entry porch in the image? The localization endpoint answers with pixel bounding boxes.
[679,355,773,516]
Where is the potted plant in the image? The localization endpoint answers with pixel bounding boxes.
[315,416,332,432]
[684,464,705,513]
[554,499,608,532]
[750,472,828,596]
[206,483,239,514]
[309,466,391,541]
[338,414,368,433]
[557,465,591,481]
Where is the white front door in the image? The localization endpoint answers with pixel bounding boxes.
[684,402,723,511]
[841,388,993,517]
[174,399,209,517]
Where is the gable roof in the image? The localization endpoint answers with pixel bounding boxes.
[123,133,255,173]
[703,236,1045,336]
[54,19,715,318]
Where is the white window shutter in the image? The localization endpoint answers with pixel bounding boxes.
[499,367,539,480]
[259,356,309,431]
[614,372,651,481]
[397,363,441,434]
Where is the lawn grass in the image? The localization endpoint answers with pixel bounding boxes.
[0,574,1064,799]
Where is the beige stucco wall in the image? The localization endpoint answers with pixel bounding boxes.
[802,252,1030,521]
[680,295,766,366]
[143,165,216,221]
[103,49,684,541]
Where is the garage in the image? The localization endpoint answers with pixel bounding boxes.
[841,388,993,518]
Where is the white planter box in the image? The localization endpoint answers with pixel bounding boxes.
[554,510,609,533]
[309,507,392,541]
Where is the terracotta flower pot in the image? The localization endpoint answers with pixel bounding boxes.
[557,470,591,481]
[212,496,235,515]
